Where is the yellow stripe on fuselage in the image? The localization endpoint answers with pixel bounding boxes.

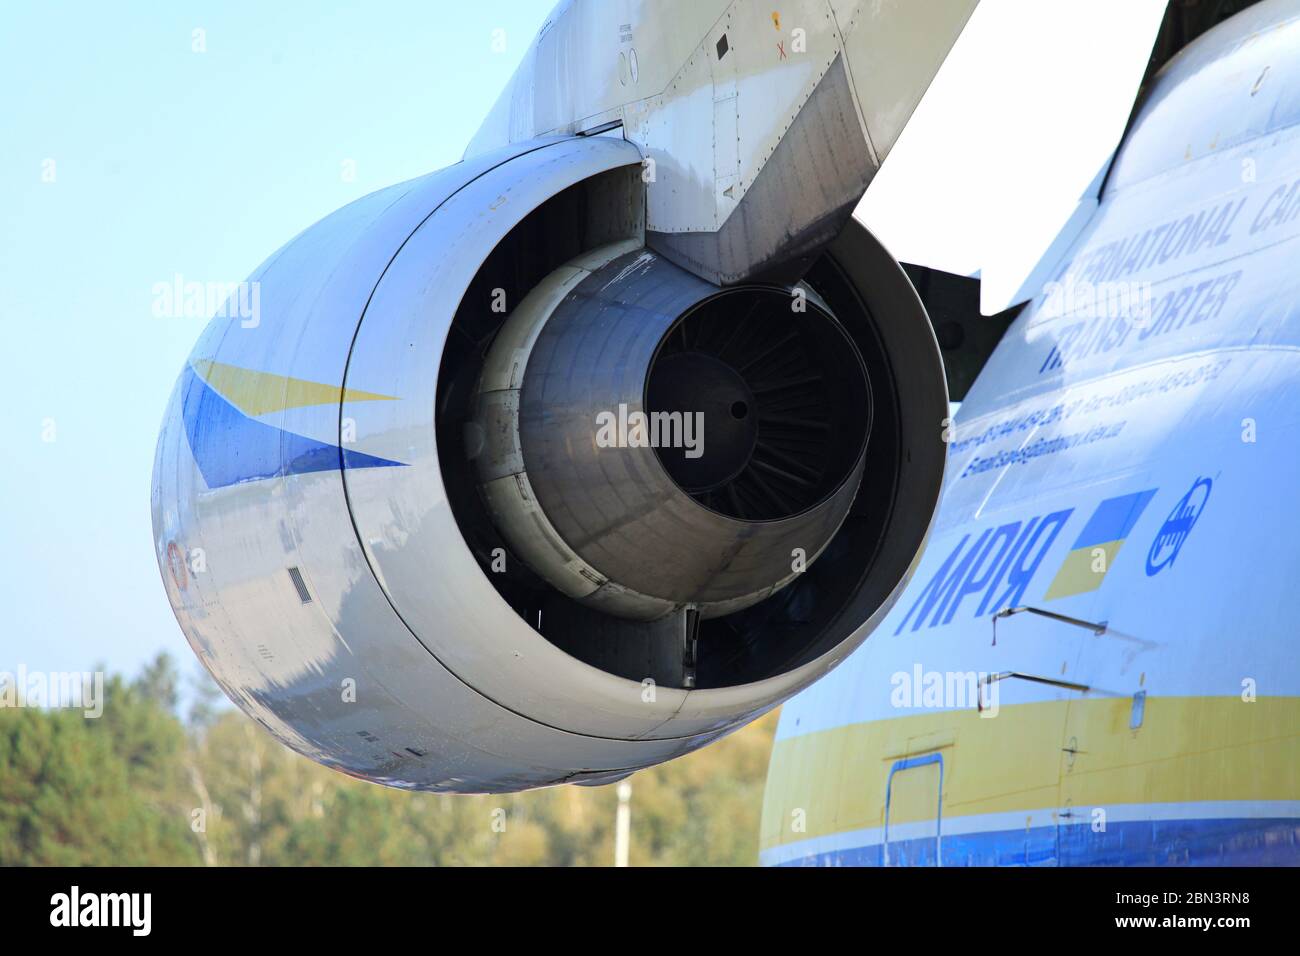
[761,696,1300,852]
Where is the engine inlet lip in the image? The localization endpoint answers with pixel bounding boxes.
[643,284,873,525]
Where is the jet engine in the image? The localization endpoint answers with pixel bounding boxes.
[152,134,947,791]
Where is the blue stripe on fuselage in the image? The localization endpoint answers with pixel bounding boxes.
[773,818,1300,867]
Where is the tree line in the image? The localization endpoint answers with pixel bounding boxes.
[0,653,775,866]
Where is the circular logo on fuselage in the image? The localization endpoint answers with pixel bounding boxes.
[1146,477,1212,576]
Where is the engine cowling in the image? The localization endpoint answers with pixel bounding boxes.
[152,135,947,792]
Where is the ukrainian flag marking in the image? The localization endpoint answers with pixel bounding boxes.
[1044,489,1157,599]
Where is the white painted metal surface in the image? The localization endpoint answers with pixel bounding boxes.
[469,0,976,253]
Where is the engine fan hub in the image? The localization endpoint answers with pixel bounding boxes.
[646,348,758,494]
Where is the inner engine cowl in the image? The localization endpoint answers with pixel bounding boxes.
[471,244,871,623]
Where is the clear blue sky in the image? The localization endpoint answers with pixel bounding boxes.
[0,1,552,683]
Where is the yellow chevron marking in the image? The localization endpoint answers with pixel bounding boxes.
[192,360,397,417]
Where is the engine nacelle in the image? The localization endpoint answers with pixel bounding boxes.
[152,135,947,792]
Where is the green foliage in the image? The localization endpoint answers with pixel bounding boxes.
[0,655,776,866]
[0,665,198,865]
